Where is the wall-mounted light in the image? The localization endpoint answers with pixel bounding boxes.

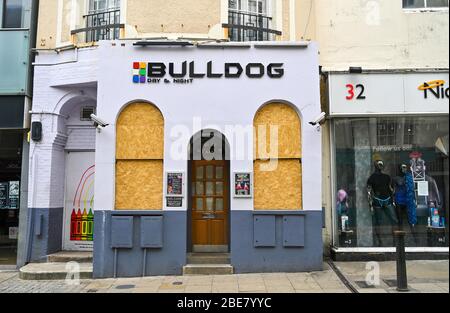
[349,67,363,74]
[31,121,42,142]
[133,41,194,47]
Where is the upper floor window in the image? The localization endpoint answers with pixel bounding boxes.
[229,0,268,15]
[72,0,122,43]
[89,0,120,14]
[403,0,449,9]
[227,0,281,42]
[1,0,30,29]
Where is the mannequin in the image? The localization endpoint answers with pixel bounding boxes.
[337,189,349,231]
[393,163,418,244]
[367,160,399,247]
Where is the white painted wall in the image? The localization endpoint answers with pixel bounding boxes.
[29,42,322,214]
[94,41,322,212]
[28,48,98,209]
[313,0,449,70]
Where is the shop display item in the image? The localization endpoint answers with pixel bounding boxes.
[430,205,441,228]
[367,160,399,246]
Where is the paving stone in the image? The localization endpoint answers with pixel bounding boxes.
[238,283,266,292]
[295,289,324,293]
[409,283,447,292]
[184,285,212,293]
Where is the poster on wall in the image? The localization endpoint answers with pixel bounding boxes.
[8,181,20,209]
[0,182,8,209]
[234,173,252,198]
[167,172,183,196]
[9,227,18,240]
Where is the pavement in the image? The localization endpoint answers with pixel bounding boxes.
[0,260,448,293]
[334,260,449,293]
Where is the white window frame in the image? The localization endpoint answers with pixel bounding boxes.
[403,0,449,12]
[88,0,120,14]
[229,0,272,17]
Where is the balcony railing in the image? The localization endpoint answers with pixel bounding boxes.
[71,9,124,43]
[223,10,282,42]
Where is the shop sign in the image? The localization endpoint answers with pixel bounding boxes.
[132,61,284,85]
[329,72,449,115]
[166,197,183,208]
[418,80,449,100]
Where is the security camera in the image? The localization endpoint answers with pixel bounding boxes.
[90,114,109,128]
[309,112,326,126]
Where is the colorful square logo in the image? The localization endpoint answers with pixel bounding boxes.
[133,62,147,84]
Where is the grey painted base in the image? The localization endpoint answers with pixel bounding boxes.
[92,210,323,278]
[230,211,323,273]
[93,210,187,278]
[27,207,64,263]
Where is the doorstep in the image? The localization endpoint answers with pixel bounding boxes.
[183,264,234,275]
[19,262,93,280]
[46,251,93,263]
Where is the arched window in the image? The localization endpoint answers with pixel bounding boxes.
[115,102,164,210]
[254,103,302,210]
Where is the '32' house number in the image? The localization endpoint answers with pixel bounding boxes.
[346,84,366,100]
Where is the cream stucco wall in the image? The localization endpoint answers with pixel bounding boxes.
[125,0,223,39]
[36,0,297,48]
[37,0,88,49]
[312,0,449,70]
[36,0,58,48]
[295,0,316,41]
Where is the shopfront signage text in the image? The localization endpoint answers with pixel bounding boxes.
[133,61,284,84]
[345,83,366,100]
[418,80,449,100]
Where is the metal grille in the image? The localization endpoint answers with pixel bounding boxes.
[226,11,279,42]
[71,9,122,43]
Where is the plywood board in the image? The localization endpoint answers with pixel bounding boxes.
[254,159,302,210]
[254,103,301,159]
[116,103,164,159]
[115,160,163,210]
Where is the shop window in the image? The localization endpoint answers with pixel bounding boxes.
[403,0,449,9]
[377,119,397,146]
[115,102,164,210]
[253,103,302,210]
[333,117,449,249]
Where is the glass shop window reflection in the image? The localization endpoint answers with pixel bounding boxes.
[333,117,449,248]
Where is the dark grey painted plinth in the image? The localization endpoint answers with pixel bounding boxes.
[93,210,187,278]
[230,210,323,273]
[27,207,64,263]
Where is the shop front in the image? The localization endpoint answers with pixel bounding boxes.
[0,96,30,265]
[328,71,449,260]
[29,41,323,278]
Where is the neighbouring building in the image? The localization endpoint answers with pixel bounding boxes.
[316,0,449,260]
[0,0,38,267]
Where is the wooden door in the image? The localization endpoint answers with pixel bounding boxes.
[191,160,229,246]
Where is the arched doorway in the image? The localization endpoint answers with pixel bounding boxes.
[188,129,230,253]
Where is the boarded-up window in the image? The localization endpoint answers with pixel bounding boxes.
[254,103,302,210]
[115,103,164,210]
